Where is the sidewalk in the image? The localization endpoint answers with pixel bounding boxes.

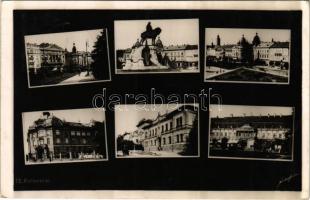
[60,71,95,84]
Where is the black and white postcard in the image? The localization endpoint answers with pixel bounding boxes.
[22,108,108,164]
[115,19,199,74]
[205,28,290,84]
[25,29,111,88]
[208,105,294,161]
[115,104,199,157]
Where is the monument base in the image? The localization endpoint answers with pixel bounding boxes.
[122,45,168,71]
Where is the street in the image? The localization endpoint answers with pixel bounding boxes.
[60,71,95,84]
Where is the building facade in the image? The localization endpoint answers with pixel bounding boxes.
[26,112,105,161]
[122,105,198,153]
[162,45,199,68]
[26,43,42,74]
[26,42,92,73]
[206,33,290,68]
[210,115,293,151]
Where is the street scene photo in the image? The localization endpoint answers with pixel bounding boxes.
[115,104,199,158]
[22,108,108,164]
[115,19,199,73]
[205,28,290,83]
[209,105,294,161]
[25,29,110,87]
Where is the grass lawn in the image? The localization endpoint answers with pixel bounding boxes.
[207,67,288,83]
[30,72,79,86]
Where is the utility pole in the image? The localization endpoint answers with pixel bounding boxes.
[86,41,90,76]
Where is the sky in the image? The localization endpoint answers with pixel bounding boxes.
[25,29,103,52]
[210,105,293,118]
[115,104,196,136]
[115,19,199,49]
[205,28,290,45]
[22,108,105,153]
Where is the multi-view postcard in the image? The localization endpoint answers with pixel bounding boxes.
[115,104,199,158]
[115,19,199,74]
[208,105,294,161]
[22,108,108,164]
[205,28,291,84]
[24,29,111,88]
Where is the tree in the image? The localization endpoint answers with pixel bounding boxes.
[238,139,247,151]
[221,137,228,150]
[93,121,107,157]
[91,30,109,80]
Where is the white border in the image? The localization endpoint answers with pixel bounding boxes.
[25,28,112,88]
[114,18,200,75]
[21,107,109,165]
[114,103,200,159]
[204,28,291,85]
[207,104,295,162]
[1,1,308,199]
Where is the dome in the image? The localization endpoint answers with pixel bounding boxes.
[252,33,261,46]
[72,43,77,53]
[240,35,248,47]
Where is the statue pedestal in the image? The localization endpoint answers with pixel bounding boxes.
[122,45,168,71]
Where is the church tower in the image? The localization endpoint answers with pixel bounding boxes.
[216,35,221,46]
[72,43,77,53]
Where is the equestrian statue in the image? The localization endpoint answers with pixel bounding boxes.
[140,22,162,45]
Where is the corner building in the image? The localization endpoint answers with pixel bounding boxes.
[138,105,198,152]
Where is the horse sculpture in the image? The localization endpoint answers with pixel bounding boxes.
[140,27,162,46]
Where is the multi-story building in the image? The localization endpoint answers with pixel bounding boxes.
[210,115,293,150]
[268,42,290,68]
[206,33,290,68]
[26,43,42,74]
[162,45,199,68]
[253,42,273,64]
[26,42,92,73]
[127,105,199,152]
[26,112,105,160]
[39,43,66,67]
[65,43,93,70]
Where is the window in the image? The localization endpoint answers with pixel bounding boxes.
[162,125,164,133]
[170,122,173,130]
[176,135,179,143]
[76,131,81,136]
[81,138,87,144]
[87,132,91,136]
[65,138,69,144]
[38,129,46,137]
[71,131,75,136]
[154,140,156,146]
[47,138,50,145]
[180,134,184,142]
[176,117,183,127]
[165,124,168,131]
[168,136,172,144]
[163,138,166,145]
[82,132,86,136]
[56,138,61,144]
[47,130,52,136]
[55,130,60,135]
